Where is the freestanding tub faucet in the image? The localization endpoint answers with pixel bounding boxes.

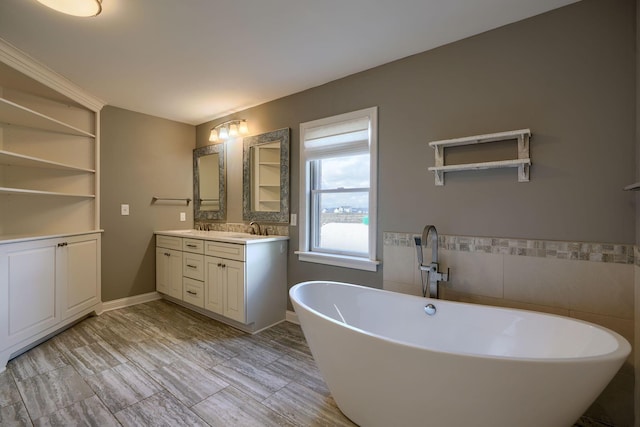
[418,225,450,299]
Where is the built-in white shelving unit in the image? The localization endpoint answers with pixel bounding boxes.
[0,38,103,240]
[428,129,531,186]
[0,38,104,374]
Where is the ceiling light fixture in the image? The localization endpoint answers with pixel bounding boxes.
[36,0,102,17]
[209,119,249,143]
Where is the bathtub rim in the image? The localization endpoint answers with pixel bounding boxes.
[290,280,631,364]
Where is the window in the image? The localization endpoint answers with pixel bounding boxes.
[296,107,379,271]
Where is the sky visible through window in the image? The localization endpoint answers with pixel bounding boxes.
[318,153,370,210]
[316,153,370,254]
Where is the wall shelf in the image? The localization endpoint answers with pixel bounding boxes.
[428,129,531,186]
[0,186,95,198]
[0,97,95,138]
[0,150,95,173]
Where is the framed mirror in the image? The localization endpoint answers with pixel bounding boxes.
[243,128,290,223]
[194,143,225,221]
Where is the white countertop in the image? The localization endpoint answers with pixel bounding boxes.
[155,229,289,244]
[0,229,104,245]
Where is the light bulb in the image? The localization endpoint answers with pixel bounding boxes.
[209,129,218,142]
[239,120,249,134]
[218,126,229,140]
[229,123,239,137]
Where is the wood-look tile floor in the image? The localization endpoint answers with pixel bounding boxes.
[0,299,356,426]
[0,299,612,427]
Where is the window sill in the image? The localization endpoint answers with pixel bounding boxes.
[295,251,380,272]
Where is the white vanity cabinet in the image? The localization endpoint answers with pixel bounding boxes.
[155,231,288,333]
[155,235,183,300]
[0,232,101,372]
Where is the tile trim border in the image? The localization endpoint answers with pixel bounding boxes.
[383,231,635,265]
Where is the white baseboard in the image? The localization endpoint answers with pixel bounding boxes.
[101,291,162,312]
[286,310,299,324]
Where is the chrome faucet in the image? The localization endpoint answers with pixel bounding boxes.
[418,225,450,299]
[249,221,262,235]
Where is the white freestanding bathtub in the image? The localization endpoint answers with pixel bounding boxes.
[289,281,631,427]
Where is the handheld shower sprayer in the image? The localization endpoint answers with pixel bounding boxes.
[414,236,423,265]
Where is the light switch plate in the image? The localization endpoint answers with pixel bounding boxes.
[180,212,186,222]
[121,204,129,216]
[290,213,297,226]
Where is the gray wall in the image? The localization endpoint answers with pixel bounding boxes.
[101,106,195,301]
[197,0,636,292]
[98,0,635,303]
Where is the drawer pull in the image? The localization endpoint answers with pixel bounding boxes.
[186,290,198,295]
[164,252,171,257]
[57,242,68,247]
[187,264,198,269]
[186,244,197,248]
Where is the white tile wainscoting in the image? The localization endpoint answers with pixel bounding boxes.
[383,231,635,427]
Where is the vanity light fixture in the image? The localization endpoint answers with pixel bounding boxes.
[36,0,102,17]
[209,119,249,142]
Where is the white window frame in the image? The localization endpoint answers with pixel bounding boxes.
[296,106,380,271]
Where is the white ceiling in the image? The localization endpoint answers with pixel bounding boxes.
[0,0,579,125]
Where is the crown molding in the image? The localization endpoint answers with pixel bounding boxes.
[0,37,105,112]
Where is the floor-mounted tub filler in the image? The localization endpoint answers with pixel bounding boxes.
[290,281,631,427]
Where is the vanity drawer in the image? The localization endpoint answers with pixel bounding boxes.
[183,277,204,308]
[157,235,182,250]
[204,241,245,261]
[183,238,204,254]
[183,253,204,281]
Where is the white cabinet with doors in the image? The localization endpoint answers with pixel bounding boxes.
[0,232,101,372]
[155,235,183,300]
[203,240,247,323]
